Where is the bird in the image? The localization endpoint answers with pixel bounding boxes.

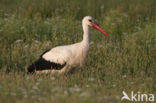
[27,16,110,75]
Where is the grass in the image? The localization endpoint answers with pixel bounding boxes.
[0,0,156,103]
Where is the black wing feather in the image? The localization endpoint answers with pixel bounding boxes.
[27,57,66,73]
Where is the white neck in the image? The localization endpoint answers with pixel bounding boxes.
[82,23,90,44]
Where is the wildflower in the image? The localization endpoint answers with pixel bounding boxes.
[88,77,96,81]
[24,44,29,51]
[122,13,128,18]
[15,39,23,44]
[46,41,52,46]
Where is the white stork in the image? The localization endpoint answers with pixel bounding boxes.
[28,16,110,75]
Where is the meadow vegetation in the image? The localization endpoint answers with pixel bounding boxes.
[0,0,156,103]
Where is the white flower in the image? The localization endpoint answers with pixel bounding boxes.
[24,44,29,50]
[122,13,128,18]
[15,39,23,44]
[80,91,93,97]
[46,41,52,46]
[34,40,39,44]
[88,77,96,81]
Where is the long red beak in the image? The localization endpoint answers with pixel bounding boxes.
[92,23,111,37]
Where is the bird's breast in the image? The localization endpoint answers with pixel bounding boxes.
[69,44,89,67]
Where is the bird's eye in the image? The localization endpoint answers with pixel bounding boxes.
[89,19,92,22]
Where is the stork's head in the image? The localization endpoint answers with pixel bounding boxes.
[82,16,95,26]
[83,16,111,37]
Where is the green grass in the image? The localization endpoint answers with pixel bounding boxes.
[0,0,156,103]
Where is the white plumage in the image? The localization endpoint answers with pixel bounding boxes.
[27,16,110,75]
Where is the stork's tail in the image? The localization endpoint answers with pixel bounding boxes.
[27,58,43,74]
[27,63,36,74]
